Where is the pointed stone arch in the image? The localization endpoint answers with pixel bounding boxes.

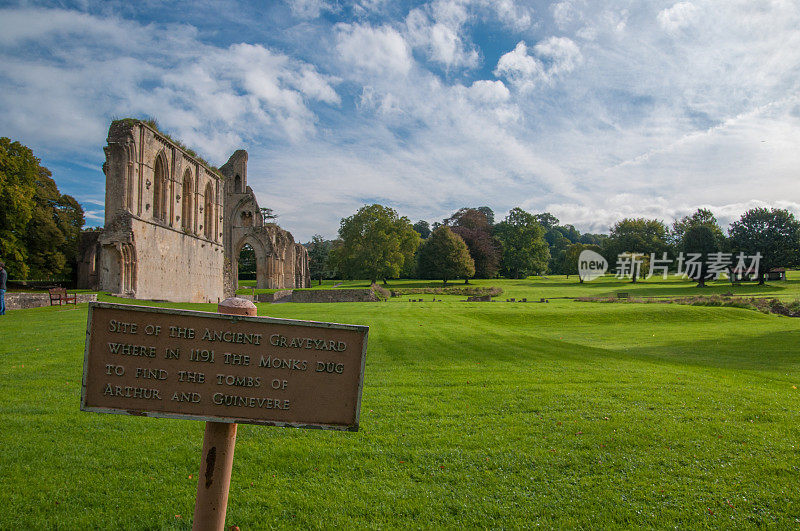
[152,150,168,221]
[182,168,193,232]
[232,196,260,228]
[123,135,136,212]
[234,235,270,289]
[204,182,214,240]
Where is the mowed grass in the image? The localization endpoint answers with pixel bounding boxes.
[491,270,800,302]
[240,271,800,302]
[0,277,799,528]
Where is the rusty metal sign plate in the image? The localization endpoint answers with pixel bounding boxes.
[81,302,369,431]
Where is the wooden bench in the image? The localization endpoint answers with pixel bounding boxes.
[49,287,77,306]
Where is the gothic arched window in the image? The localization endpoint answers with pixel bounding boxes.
[182,170,193,232]
[204,183,213,239]
[153,155,167,221]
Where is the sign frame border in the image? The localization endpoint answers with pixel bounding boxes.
[80,302,369,432]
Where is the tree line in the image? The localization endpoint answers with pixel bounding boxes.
[307,204,800,285]
[3,138,797,286]
[0,138,85,281]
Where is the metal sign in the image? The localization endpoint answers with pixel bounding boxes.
[81,302,369,431]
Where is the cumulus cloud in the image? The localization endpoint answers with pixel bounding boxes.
[405,2,479,69]
[2,2,800,241]
[335,23,413,76]
[494,37,582,91]
[402,0,534,69]
[467,80,510,103]
[488,0,534,31]
[0,7,340,159]
[495,41,546,90]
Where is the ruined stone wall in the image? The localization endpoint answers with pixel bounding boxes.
[220,152,310,294]
[76,231,101,290]
[290,289,378,303]
[4,292,98,310]
[85,120,226,302]
[78,120,309,303]
[126,218,224,302]
[294,243,310,288]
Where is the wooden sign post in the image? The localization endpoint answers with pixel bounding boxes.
[81,299,369,530]
[193,298,254,531]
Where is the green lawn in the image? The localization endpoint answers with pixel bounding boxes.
[1,276,799,528]
[248,271,800,302]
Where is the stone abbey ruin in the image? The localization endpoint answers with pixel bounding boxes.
[77,119,310,302]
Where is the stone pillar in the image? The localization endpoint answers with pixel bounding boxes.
[266,255,275,289]
[255,254,267,290]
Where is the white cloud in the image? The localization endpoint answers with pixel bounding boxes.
[335,23,413,76]
[489,0,533,31]
[83,209,105,222]
[467,80,510,103]
[657,2,699,32]
[286,0,334,19]
[2,2,800,242]
[405,2,479,69]
[494,41,546,90]
[552,1,579,30]
[533,36,582,76]
[494,37,582,91]
[0,8,129,46]
[0,8,340,161]
[352,0,390,17]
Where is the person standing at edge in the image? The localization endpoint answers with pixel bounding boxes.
[0,262,6,316]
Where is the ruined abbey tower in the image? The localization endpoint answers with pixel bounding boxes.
[77,119,310,302]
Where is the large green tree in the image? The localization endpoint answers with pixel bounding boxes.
[416,226,475,284]
[533,212,559,230]
[0,138,39,277]
[670,208,725,248]
[545,227,573,274]
[728,207,800,285]
[476,206,495,226]
[563,243,602,282]
[494,208,550,278]
[27,173,84,279]
[682,225,718,287]
[306,235,335,285]
[237,244,256,280]
[604,218,669,282]
[0,138,84,279]
[413,220,431,239]
[445,208,500,278]
[331,204,420,284]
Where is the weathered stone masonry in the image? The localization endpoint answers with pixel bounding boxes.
[78,120,309,302]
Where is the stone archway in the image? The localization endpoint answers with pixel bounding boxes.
[234,235,269,289]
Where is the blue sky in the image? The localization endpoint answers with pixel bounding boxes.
[1,0,799,242]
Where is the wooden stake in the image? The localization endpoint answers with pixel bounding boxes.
[192,297,257,531]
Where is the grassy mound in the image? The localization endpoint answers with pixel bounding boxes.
[577,294,800,317]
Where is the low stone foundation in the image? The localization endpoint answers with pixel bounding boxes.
[5,292,98,310]
[256,290,294,303]
[284,289,378,303]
